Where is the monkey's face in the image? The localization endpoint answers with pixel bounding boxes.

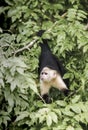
[40,67,57,82]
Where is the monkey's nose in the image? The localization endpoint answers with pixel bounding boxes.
[41,77,44,80]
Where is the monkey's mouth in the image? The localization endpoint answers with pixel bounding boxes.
[40,77,45,81]
[40,77,43,80]
[40,77,47,81]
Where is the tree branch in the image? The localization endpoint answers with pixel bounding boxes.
[45,13,67,33]
[61,12,67,18]
[46,21,58,33]
[13,39,38,55]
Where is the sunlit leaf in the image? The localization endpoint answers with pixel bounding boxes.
[66,126,74,130]
[46,115,52,127]
[56,100,67,107]
[71,95,81,103]
[50,112,58,123]
[15,111,29,122]
[70,104,81,114]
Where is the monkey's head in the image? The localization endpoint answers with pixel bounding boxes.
[40,67,57,82]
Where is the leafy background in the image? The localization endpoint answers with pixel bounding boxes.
[0,0,88,130]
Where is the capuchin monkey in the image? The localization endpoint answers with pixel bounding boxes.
[38,30,70,103]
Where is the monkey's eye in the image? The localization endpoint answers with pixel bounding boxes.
[41,72,48,75]
[45,72,48,75]
[41,72,44,75]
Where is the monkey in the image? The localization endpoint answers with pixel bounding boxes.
[37,30,70,103]
[40,67,68,94]
[40,67,69,103]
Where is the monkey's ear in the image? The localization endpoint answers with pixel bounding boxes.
[53,71,57,79]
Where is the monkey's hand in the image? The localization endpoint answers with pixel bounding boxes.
[42,94,52,104]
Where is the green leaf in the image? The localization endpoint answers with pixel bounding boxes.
[6,94,14,107]
[71,104,81,114]
[74,115,80,122]
[4,87,14,107]
[2,116,10,126]
[63,110,74,117]
[39,115,45,123]
[11,57,27,68]
[16,67,24,75]
[56,100,67,107]
[66,126,74,130]
[71,95,81,103]
[10,80,17,91]
[84,112,88,122]
[26,76,38,94]
[83,45,88,53]
[46,115,52,127]
[15,111,29,122]
[10,66,16,76]
[5,0,14,5]
[0,78,4,87]
[50,112,58,123]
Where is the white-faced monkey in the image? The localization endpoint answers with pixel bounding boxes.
[38,30,70,103]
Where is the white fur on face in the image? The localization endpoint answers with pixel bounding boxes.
[40,67,57,82]
[40,67,68,95]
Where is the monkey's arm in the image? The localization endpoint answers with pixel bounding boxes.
[40,81,52,103]
[40,81,51,95]
[53,74,68,90]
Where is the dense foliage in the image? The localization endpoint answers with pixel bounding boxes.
[0,0,88,130]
